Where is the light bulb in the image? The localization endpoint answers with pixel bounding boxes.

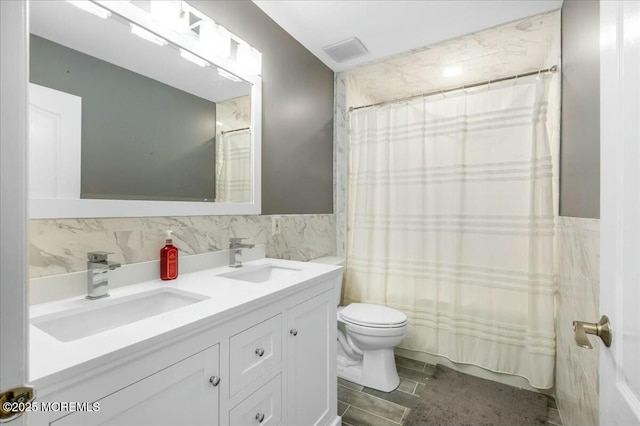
[130,24,168,46]
[150,1,189,33]
[200,21,231,58]
[217,69,242,82]
[179,49,209,67]
[442,66,463,78]
[237,44,262,76]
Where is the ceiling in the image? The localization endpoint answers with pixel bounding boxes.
[252,0,563,72]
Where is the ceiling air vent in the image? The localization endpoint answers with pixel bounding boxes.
[323,37,369,62]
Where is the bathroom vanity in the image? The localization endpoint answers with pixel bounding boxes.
[28,258,342,426]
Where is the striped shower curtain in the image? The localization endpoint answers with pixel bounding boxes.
[215,129,252,203]
[345,75,559,388]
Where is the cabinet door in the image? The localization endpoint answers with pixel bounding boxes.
[53,345,220,426]
[286,290,334,426]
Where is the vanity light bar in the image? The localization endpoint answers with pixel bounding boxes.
[67,1,111,19]
[130,24,168,46]
[179,49,209,67]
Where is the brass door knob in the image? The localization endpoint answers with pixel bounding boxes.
[573,315,612,349]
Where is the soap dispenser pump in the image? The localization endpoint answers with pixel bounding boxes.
[160,230,178,280]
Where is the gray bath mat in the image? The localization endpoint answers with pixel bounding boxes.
[404,365,548,426]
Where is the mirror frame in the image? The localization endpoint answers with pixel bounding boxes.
[29,0,262,218]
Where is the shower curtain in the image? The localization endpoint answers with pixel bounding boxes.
[345,75,559,389]
[216,129,251,202]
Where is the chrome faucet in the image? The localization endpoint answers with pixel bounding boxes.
[229,237,255,268]
[87,251,121,299]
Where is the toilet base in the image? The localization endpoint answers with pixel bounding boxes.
[337,348,400,392]
[337,355,363,383]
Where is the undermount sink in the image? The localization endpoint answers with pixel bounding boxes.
[31,288,209,342]
[219,264,302,283]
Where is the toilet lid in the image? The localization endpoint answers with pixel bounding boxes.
[340,303,407,327]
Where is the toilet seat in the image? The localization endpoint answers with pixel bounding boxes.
[339,303,407,328]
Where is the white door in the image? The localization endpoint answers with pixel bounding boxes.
[29,84,82,200]
[0,1,29,425]
[600,1,640,424]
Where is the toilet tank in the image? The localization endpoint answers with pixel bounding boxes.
[308,256,344,306]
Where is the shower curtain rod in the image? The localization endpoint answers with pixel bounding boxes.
[349,65,558,112]
[220,126,250,135]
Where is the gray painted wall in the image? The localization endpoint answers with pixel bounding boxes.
[192,1,335,215]
[560,1,600,218]
[30,35,218,202]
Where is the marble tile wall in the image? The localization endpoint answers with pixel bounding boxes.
[29,214,336,278]
[215,95,251,136]
[556,216,600,426]
[334,73,347,257]
[345,10,561,108]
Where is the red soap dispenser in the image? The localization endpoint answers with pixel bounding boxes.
[160,230,178,280]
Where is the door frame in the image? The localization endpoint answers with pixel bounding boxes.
[0,0,30,420]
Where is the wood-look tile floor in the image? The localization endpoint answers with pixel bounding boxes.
[337,355,563,426]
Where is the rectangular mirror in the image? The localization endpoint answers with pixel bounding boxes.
[28,0,262,218]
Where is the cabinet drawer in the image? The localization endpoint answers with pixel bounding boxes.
[230,374,281,426]
[230,314,281,396]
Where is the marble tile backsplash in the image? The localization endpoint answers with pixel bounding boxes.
[556,216,600,426]
[29,214,336,278]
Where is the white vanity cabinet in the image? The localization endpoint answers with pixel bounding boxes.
[29,266,341,426]
[223,287,337,426]
[225,289,335,426]
[52,345,220,426]
[286,290,335,426]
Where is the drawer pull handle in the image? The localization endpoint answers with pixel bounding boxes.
[290,328,298,336]
[209,376,221,387]
[255,347,265,357]
[256,413,265,423]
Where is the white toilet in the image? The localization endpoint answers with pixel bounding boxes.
[310,257,408,392]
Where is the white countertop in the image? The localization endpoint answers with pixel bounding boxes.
[29,257,341,387]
